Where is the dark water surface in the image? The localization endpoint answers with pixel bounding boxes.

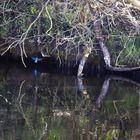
[0,64,140,140]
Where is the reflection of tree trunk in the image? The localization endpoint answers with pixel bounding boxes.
[77,77,84,92]
[87,1,140,72]
[77,77,90,99]
[96,77,110,108]
[96,75,140,108]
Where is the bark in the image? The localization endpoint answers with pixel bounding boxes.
[77,47,92,77]
[87,1,140,72]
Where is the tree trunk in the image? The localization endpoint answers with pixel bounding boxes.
[77,47,92,77]
[87,1,140,72]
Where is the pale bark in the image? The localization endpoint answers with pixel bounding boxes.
[77,47,92,77]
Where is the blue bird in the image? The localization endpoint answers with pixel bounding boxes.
[31,57,42,63]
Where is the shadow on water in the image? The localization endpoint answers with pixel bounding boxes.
[0,62,140,140]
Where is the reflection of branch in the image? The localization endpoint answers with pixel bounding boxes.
[113,100,119,115]
[96,75,140,108]
[17,104,48,140]
[16,80,26,103]
[15,79,36,137]
[17,103,36,136]
[38,122,48,140]
[107,75,140,87]
[16,80,48,140]
[77,74,140,110]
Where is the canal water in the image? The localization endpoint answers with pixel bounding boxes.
[0,62,140,140]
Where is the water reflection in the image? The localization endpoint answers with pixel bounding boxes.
[0,67,140,140]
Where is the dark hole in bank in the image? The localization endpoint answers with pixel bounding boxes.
[0,54,106,77]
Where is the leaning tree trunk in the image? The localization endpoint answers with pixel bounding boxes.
[77,47,92,77]
[87,1,140,72]
[77,2,92,77]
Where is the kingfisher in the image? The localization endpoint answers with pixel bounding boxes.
[31,56,42,63]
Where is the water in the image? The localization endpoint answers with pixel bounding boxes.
[0,65,140,140]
